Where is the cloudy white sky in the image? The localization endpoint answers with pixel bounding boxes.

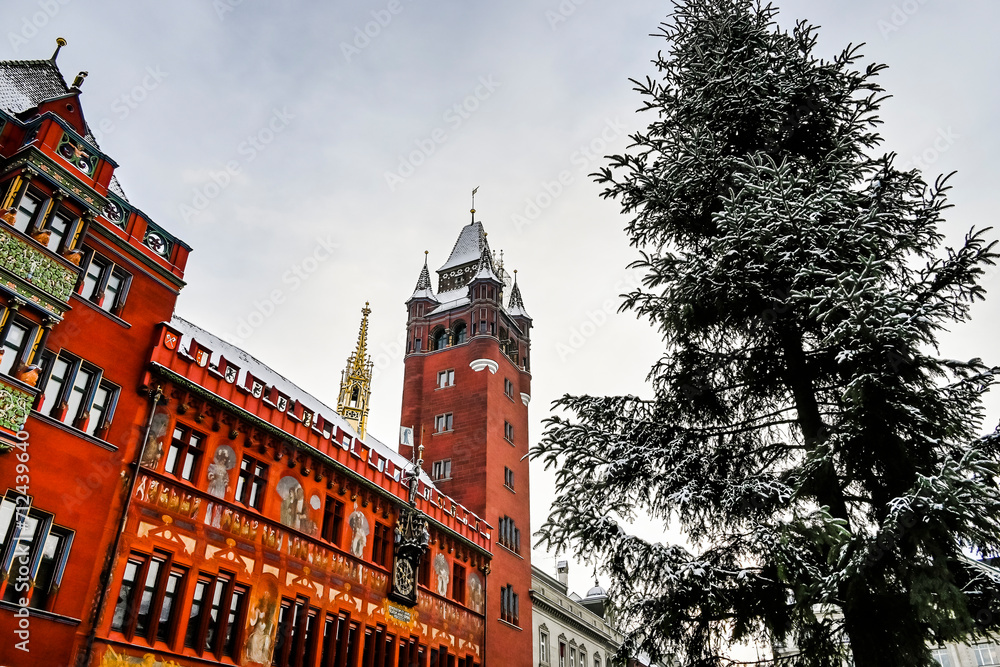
[7,0,999,638]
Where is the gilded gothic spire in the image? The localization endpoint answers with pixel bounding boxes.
[338,302,374,438]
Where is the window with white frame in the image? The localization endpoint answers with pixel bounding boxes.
[975,644,1000,667]
[434,413,453,433]
[931,647,952,667]
[539,629,549,663]
[38,351,119,437]
[437,369,455,388]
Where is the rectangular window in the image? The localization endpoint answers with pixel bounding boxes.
[504,378,514,398]
[372,522,390,568]
[434,413,453,433]
[45,208,74,252]
[437,369,455,388]
[500,584,519,626]
[13,189,41,233]
[559,642,566,667]
[110,551,184,646]
[322,496,345,545]
[498,516,521,554]
[0,497,73,612]
[432,459,452,481]
[79,251,132,315]
[234,455,268,510]
[504,421,514,443]
[570,648,577,667]
[452,564,465,604]
[540,631,549,663]
[0,318,33,377]
[931,648,952,667]
[184,571,243,658]
[164,425,204,481]
[504,466,514,490]
[975,644,1000,667]
[38,351,119,437]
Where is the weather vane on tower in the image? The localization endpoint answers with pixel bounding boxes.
[471,186,479,223]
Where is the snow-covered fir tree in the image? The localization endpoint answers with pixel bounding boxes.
[532,2,1000,666]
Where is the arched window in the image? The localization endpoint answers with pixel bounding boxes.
[350,385,360,407]
[432,328,448,351]
[453,322,467,344]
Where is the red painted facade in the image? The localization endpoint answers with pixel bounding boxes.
[0,54,503,667]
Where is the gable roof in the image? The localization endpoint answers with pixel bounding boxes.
[0,58,69,115]
[437,220,490,272]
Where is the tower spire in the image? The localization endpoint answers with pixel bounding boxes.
[338,302,374,437]
[471,186,479,223]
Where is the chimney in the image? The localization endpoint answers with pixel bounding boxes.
[556,560,569,587]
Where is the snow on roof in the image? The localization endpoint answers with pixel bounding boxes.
[168,314,434,487]
[0,57,103,148]
[437,221,488,272]
[428,289,470,316]
[0,59,68,115]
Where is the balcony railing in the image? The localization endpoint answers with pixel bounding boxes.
[0,221,78,315]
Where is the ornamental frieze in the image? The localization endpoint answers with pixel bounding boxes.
[0,381,33,433]
[0,223,77,304]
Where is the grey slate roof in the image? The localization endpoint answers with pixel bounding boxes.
[0,56,103,150]
[0,58,69,115]
[408,256,437,302]
[438,220,490,272]
[508,277,530,319]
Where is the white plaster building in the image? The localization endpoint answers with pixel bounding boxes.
[531,561,625,667]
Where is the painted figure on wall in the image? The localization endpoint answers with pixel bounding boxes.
[348,503,369,558]
[276,476,316,536]
[206,445,236,499]
[434,553,450,597]
[243,576,279,666]
[139,412,169,467]
[468,572,484,614]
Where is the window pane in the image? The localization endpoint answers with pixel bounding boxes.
[82,258,104,300]
[85,386,111,436]
[102,272,123,312]
[134,557,163,637]
[65,367,94,425]
[156,568,185,643]
[28,528,69,609]
[0,321,30,375]
[46,211,72,251]
[14,192,40,233]
[185,579,210,648]
[112,559,142,632]
[42,357,70,414]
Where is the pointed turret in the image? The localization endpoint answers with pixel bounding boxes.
[337,303,374,437]
[507,270,531,320]
[408,251,438,303]
[471,240,503,283]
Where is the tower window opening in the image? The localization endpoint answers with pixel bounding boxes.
[350,385,360,407]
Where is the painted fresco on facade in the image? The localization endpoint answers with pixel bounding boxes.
[206,444,236,498]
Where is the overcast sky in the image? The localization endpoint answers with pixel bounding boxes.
[8,0,1000,638]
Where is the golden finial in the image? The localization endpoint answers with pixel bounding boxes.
[51,37,67,62]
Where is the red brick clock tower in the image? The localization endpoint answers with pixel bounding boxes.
[400,215,533,667]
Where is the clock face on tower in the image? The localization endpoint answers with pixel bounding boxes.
[393,559,415,596]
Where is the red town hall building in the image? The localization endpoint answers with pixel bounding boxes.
[0,44,533,667]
